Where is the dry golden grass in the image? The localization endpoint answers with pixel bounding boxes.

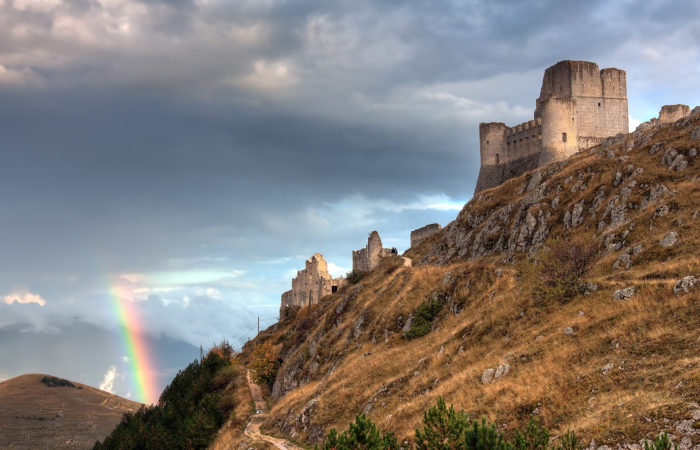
[238,117,700,447]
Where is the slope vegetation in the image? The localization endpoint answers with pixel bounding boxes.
[0,373,141,449]
[238,113,700,448]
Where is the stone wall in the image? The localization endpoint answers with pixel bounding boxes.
[280,253,346,316]
[659,104,690,123]
[410,223,442,248]
[476,60,628,194]
[352,231,397,272]
[636,105,691,130]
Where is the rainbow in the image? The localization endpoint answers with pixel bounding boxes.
[109,286,157,405]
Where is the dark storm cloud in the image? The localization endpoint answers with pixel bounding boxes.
[0,0,699,390]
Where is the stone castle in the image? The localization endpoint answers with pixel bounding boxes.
[280,253,346,316]
[352,231,397,273]
[475,60,629,193]
[280,229,427,315]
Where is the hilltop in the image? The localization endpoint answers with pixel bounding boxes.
[230,111,700,448]
[0,373,141,449]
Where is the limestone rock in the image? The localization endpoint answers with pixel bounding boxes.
[481,368,495,384]
[583,282,598,295]
[613,252,632,271]
[692,127,700,140]
[613,287,635,301]
[660,231,679,247]
[402,314,413,335]
[654,205,669,218]
[649,142,665,155]
[692,106,700,116]
[661,147,678,166]
[601,363,614,374]
[690,148,698,157]
[670,154,688,171]
[673,276,697,294]
[641,184,669,210]
[494,363,510,379]
[564,327,574,336]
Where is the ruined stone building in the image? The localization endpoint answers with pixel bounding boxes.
[280,253,346,315]
[410,223,442,248]
[352,231,397,272]
[475,60,629,193]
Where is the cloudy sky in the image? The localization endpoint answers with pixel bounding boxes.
[1,0,699,403]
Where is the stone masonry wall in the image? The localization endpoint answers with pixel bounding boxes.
[475,60,628,194]
[659,105,691,123]
[410,223,442,248]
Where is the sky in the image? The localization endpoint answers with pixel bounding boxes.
[1,0,699,403]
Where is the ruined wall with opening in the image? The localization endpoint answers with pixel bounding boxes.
[280,253,346,316]
[475,60,628,193]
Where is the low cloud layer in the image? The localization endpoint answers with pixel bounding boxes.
[3,291,46,306]
[1,0,699,393]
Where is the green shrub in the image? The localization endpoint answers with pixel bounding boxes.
[644,431,677,450]
[557,430,581,450]
[346,270,365,284]
[415,397,469,449]
[321,413,399,450]
[464,418,512,450]
[405,295,444,340]
[42,376,76,388]
[513,418,549,450]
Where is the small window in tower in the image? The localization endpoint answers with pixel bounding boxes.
[332,286,338,294]
[486,140,490,144]
[598,102,601,107]
[562,132,567,143]
[495,153,500,164]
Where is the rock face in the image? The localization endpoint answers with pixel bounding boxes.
[475,60,628,193]
[410,223,442,248]
[280,253,346,316]
[352,231,397,272]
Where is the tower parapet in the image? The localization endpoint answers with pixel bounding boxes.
[475,60,628,193]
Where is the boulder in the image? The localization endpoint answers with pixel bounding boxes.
[613,287,635,301]
[660,231,679,247]
[481,368,495,384]
[673,276,697,294]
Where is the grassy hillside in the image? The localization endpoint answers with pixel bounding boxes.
[237,113,700,448]
[0,373,142,449]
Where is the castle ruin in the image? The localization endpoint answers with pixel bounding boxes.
[280,253,346,316]
[352,231,397,272]
[475,60,628,193]
[410,223,442,248]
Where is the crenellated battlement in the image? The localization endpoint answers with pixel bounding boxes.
[476,60,628,193]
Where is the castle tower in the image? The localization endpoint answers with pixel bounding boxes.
[475,60,628,193]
